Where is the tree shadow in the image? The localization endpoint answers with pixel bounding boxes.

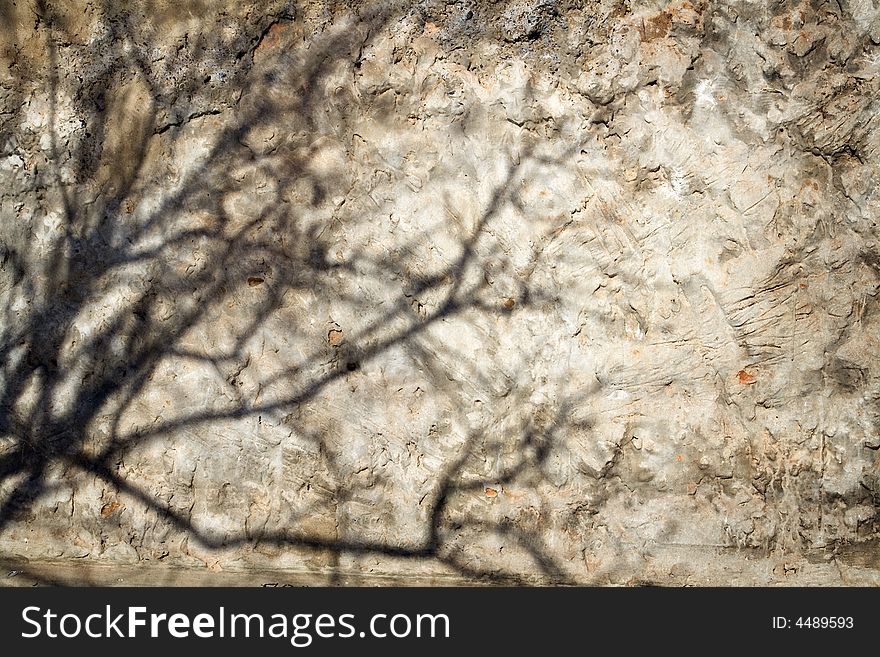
[0,1,602,585]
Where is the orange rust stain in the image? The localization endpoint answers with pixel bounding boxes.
[642,0,705,40]
[101,501,122,518]
[485,487,498,498]
[642,11,672,41]
[736,369,756,384]
[255,22,288,59]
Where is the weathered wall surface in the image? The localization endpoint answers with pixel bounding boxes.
[1,0,880,585]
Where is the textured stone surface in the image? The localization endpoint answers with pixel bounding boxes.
[1,0,880,585]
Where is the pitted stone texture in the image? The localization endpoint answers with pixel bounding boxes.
[1,0,879,584]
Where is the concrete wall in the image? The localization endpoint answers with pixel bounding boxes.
[1,0,879,585]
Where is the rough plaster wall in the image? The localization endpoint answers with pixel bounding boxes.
[1,0,879,585]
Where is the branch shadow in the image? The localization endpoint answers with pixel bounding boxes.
[0,1,600,585]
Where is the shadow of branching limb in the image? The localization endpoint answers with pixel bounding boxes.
[0,1,589,584]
